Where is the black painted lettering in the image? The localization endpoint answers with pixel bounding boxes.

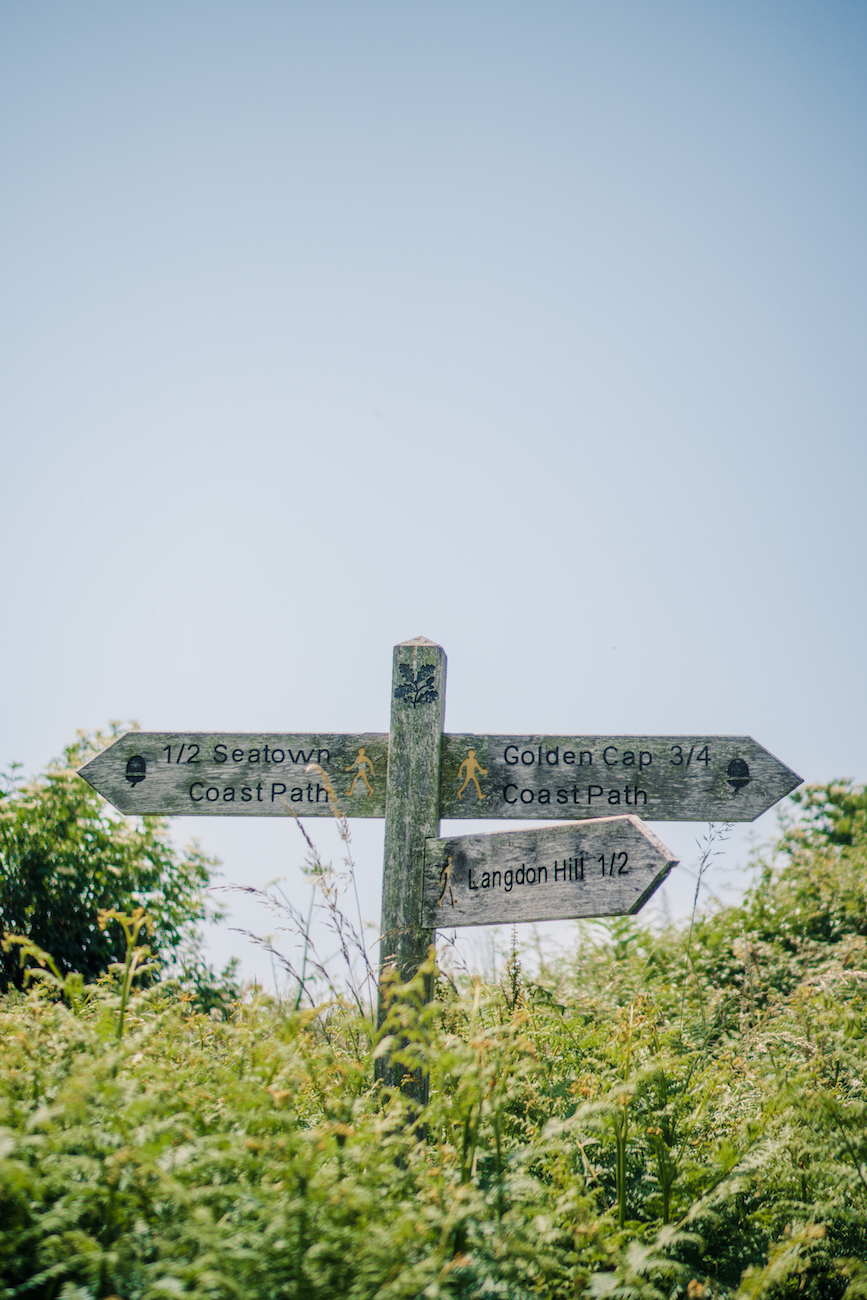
[206,787,220,802]
[526,867,536,884]
[190,782,204,802]
[317,748,330,765]
[588,785,604,803]
[315,784,329,803]
[492,871,501,887]
[232,749,244,762]
[241,787,253,802]
[223,787,235,802]
[306,783,313,802]
[469,868,479,891]
[256,783,264,801]
[623,751,635,767]
[271,783,287,801]
[271,749,284,764]
[634,787,647,806]
[291,788,303,802]
[617,852,629,875]
[521,750,535,765]
[288,748,314,764]
[214,744,227,764]
[515,865,525,886]
[520,789,534,804]
[546,748,559,765]
[537,865,547,884]
[481,871,490,888]
[504,785,518,804]
[580,751,592,766]
[608,790,621,805]
[564,751,575,765]
[640,751,652,769]
[263,745,271,764]
[555,860,566,881]
[557,788,568,804]
[504,746,518,765]
[504,870,513,892]
[603,746,618,767]
[538,789,550,804]
[249,750,260,764]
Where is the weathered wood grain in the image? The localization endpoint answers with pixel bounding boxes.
[77,733,389,817]
[422,817,678,928]
[79,729,802,828]
[377,637,447,1098]
[379,638,446,982]
[439,734,800,823]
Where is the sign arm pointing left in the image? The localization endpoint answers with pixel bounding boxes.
[77,733,390,817]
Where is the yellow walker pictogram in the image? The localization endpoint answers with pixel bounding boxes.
[456,748,487,800]
[345,746,375,796]
[437,856,456,908]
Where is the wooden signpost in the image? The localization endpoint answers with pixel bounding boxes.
[79,634,802,1081]
[422,817,678,930]
[80,729,800,829]
[439,733,798,823]
[78,732,390,818]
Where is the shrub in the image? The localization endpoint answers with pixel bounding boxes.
[1,781,866,1297]
[0,729,217,992]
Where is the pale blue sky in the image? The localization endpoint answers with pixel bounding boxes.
[2,2,865,983]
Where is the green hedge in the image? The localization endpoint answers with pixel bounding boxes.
[2,784,867,1298]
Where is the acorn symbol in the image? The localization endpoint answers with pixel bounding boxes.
[726,757,750,793]
[125,755,147,787]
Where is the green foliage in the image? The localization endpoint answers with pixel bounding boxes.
[1,781,867,1297]
[783,780,867,852]
[0,730,217,992]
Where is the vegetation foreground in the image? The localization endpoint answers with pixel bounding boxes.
[3,757,867,1298]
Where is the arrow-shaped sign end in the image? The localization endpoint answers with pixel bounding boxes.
[422,815,678,928]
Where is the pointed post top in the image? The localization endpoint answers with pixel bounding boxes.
[397,635,442,648]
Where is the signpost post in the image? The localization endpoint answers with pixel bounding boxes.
[79,634,802,1090]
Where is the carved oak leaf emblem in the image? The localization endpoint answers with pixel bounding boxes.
[393,663,439,708]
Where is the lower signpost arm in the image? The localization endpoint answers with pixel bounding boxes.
[376,637,447,1099]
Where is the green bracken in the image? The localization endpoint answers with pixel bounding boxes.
[1,775,867,1298]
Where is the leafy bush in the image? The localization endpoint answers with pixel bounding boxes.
[0,730,217,992]
[1,782,867,1298]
